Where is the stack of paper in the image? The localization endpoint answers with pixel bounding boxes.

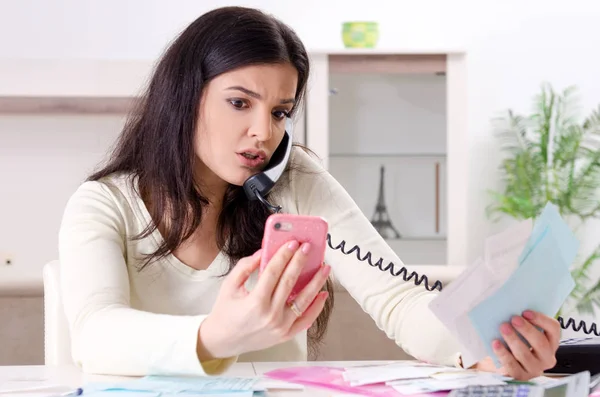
[429,202,580,368]
[342,362,457,386]
[78,375,303,397]
[341,362,509,395]
[265,362,512,396]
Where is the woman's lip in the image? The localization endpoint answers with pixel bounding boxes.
[237,153,267,168]
[238,149,267,159]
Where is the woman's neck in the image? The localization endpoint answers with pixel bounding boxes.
[193,161,229,207]
[141,181,224,271]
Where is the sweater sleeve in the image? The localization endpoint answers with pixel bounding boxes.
[58,180,237,376]
[288,148,464,367]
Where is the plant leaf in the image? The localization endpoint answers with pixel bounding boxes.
[488,83,600,315]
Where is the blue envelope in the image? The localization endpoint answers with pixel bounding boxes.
[468,204,579,367]
[519,202,579,267]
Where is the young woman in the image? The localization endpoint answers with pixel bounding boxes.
[58,6,560,380]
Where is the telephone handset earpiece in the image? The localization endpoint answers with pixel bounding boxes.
[242,117,294,213]
[241,118,600,338]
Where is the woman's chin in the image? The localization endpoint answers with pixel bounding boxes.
[216,164,266,188]
[225,170,256,187]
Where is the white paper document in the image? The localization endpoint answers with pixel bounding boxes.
[342,363,455,386]
[484,219,533,282]
[428,256,498,368]
[429,219,534,368]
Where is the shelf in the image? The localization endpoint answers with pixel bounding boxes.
[310,47,466,56]
[329,54,446,74]
[0,96,136,114]
[0,59,154,114]
[0,59,154,98]
[330,153,446,158]
[385,238,446,265]
[386,236,446,241]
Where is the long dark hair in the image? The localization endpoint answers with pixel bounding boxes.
[88,6,333,358]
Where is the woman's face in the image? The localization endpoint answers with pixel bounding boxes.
[194,63,298,190]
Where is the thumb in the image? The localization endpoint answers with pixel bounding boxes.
[226,249,262,289]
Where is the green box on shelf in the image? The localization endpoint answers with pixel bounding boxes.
[342,21,379,48]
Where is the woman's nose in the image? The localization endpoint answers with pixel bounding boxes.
[248,114,273,142]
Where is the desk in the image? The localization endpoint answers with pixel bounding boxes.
[0,361,395,396]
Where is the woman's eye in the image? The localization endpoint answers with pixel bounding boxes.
[273,110,289,120]
[229,99,247,109]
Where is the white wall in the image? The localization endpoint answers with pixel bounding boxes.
[1,0,600,306]
[0,116,124,273]
[0,0,468,60]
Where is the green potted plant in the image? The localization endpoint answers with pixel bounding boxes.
[487,82,600,318]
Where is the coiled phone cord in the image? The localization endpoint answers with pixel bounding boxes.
[326,233,443,292]
[257,188,598,337]
[326,233,600,336]
[557,317,600,336]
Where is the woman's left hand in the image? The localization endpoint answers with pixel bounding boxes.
[474,310,561,380]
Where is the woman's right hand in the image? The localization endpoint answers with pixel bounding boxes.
[196,240,331,360]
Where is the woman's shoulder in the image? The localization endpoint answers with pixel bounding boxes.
[270,146,332,213]
[68,172,135,206]
[289,145,326,172]
[283,145,329,186]
[62,172,143,229]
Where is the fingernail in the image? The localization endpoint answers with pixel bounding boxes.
[321,264,331,275]
[500,323,512,335]
[301,242,311,254]
[512,316,524,327]
[253,249,262,258]
[492,340,502,350]
[287,240,299,250]
[319,291,329,300]
[523,311,535,320]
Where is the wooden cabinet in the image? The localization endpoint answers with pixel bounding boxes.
[302,49,468,266]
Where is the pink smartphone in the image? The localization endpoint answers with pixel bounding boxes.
[260,213,329,300]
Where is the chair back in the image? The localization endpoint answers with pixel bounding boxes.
[43,260,73,365]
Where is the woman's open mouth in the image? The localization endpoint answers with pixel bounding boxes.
[237,151,267,168]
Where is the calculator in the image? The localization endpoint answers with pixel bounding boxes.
[447,384,543,397]
[448,371,590,397]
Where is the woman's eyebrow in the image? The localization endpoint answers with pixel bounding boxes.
[226,85,295,104]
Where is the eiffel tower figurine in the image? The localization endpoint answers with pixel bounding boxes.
[371,165,401,239]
